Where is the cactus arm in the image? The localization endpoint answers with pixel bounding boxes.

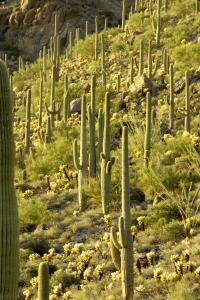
[111,227,122,250]
[38,262,49,300]
[110,238,121,271]
[73,140,81,170]
[152,59,159,78]
[119,216,127,248]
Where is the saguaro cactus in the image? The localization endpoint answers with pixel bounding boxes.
[101,33,106,87]
[88,75,96,178]
[185,71,190,132]
[95,16,99,61]
[38,70,43,127]
[38,262,49,300]
[73,96,88,211]
[139,40,144,76]
[148,40,158,79]
[122,0,126,29]
[97,108,104,166]
[25,89,31,154]
[110,126,133,300]
[156,0,161,45]
[0,60,19,299]
[101,93,115,214]
[144,92,152,167]
[169,64,174,129]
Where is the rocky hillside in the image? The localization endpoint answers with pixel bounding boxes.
[0,0,133,66]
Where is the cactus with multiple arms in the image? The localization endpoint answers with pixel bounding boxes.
[38,262,49,300]
[73,96,88,211]
[0,59,19,299]
[110,126,133,300]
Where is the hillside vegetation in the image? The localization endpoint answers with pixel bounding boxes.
[1,0,200,299]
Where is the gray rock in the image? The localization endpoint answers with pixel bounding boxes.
[129,74,153,93]
[70,98,81,114]
[130,187,145,206]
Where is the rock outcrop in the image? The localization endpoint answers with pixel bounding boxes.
[0,0,134,63]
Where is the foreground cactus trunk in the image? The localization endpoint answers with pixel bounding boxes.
[38,262,49,300]
[0,60,19,299]
[110,126,133,300]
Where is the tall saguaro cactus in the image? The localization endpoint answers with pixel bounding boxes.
[110,126,133,300]
[139,40,144,76]
[122,0,126,30]
[0,60,19,299]
[38,262,49,300]
[156,0,161,45]
[144,92,152,167]
[185,71,190,133]
[95,16,99,61]
[169,64,174,129]
[73,96,88,211]
[101,93,115,214]
[25,89,31,154]
[88,75,96,178]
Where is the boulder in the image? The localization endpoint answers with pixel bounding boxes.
[129,74,153,93]
[70,98,81,114]
[130,187,145,206]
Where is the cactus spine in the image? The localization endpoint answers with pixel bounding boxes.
[73,96,88,211]
[0,59,19,300]
[122,0,126,29]
[169,64,174,129]
[38,262,49,300]
[88,75,96,178]
[101,93,115,214]
[144,92,152,167]
[185,71,190,132]
[110,126,133,300]
[25,89,31,154]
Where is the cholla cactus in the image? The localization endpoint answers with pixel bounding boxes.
[137,216,146,231]
[147,251,155,266]
[175,261,184,275]
[194,266,200,281]
[154,268,163,282]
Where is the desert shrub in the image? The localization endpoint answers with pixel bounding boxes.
[147,199,181,225]
[50,269,79,289]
